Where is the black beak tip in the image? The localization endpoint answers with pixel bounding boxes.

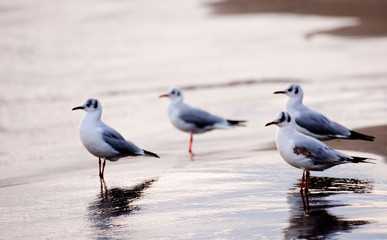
[265,122,276,127]
[72,106,84,111]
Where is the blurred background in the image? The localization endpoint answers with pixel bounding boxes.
[0,0,386,239]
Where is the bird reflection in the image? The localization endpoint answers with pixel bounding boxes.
[88,178,158,234]
[284,176,372,239]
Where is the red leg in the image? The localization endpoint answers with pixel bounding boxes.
[188,133,193,154]
[300,170,305,192]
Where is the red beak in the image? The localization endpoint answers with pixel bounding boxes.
[265,121,277,127]
[159,94,169,98]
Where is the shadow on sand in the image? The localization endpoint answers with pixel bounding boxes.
[284,176,373,239]
[87,178,158,237]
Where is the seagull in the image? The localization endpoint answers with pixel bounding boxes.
[159,87,246,154]
[265,111,372,192]
[274,83,374,141]
[72,98,159,180]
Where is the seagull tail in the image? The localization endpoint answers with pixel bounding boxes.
[143,149,160,158]
[349,130,375,141]
[227,119,247,127]
[348,156,375,164]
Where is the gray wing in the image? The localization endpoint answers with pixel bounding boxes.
[296,110,350,137]
[296,137,346,166]
[102,124,142,157]
[179,105,225,129]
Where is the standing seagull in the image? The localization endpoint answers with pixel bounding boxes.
[72,98,159,180]
[265,111,372,192]
[159,87,246,154]
[274,83,374,141]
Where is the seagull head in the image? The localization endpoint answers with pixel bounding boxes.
[274,83,303,99]
[72,98,102,113]
[159,87,183,102]
[265,111,294,128]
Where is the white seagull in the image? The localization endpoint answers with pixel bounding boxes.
[72,98,159,180]
[265,111,372,192]
[159,87,246,154]
[274,83,374,141]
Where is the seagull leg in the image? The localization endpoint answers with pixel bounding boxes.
[100,177,107,194]
[99,158,106,180]
[98,158,102,179]
[188,133,194,154]
[300,170,306,193]
[100,158,106,180]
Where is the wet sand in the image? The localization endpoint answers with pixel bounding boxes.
[264,125,387,160]
[208,0,387,37]
[328,125,387,160]
[0,0,387,239]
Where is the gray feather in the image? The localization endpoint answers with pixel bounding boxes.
[102,125,143,157]
[296,111,349,137]
[179,105,224,129]
[296,138,346,167]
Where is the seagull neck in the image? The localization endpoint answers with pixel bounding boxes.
[83,111,102,124]
[279,123,298,135]
[286,96,303,109]
[276,125,297,148]
[170,98,183,106]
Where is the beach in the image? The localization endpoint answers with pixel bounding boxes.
[0,0,387,239]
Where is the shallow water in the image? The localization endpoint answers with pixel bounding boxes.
[1,0,387,239]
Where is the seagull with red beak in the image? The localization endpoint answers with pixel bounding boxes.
[265,111,372,192]
[160,87,246,155]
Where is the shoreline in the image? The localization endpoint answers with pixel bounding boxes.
[208,0,387,37]
[261,124,387,160]
[326,124,387,160]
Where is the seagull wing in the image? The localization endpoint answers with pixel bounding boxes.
[296,110,350,137]
[294,136,347,166]
[179,105,225,129]
[102,124,143,157]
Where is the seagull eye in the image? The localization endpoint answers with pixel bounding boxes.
[171,90,175,95]
[279,112,286,122]
[86,100,92,108]
[288,87,293,92]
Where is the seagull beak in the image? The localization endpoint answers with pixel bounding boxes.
[159,94,169,98]
[265,121,277,127]
[72,106,84,111]
[274,91,286,94]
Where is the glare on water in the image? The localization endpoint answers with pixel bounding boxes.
[0,0,387,239]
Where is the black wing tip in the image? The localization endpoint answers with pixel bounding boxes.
[143,149,160,158]
[349,130,375,141]
[227,119,247,126]
[349,156,375,164]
